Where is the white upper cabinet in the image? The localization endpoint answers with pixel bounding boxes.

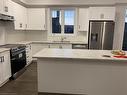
[5,0,14,16]
[26,8,46,30]
[0,0,14,16]
[89,7,116,21]
[78,8,89,31]
[13,1,27,30]
[0,0,5,14]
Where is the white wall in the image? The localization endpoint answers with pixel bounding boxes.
[113,5,126,50]
[25,31,47,41]
[0,21,26,44]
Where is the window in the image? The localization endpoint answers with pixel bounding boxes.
[51,9,75,35]
[52,10,62,34]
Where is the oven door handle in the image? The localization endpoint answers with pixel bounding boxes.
[11,58,16,61]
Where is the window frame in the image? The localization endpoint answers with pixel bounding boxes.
[50,8,77,36]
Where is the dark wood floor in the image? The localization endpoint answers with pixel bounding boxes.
[0,62,38,95]
[0,62,84,95]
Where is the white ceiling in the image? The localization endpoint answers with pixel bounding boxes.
[22,0,127,5]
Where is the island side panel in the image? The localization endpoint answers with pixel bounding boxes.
[37,58,127,95]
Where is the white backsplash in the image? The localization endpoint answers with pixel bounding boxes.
[0,21,26,45]
[0,21,88,44]
[48,31,88,43]
[0,21,6,45]
[25,30,47,41]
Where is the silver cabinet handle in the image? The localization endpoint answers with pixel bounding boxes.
[5,6,8,12]
[2,56,4,62]
[79,25,80,29]
[0,56,4,62]
[20,23,23,28]
[0,57,2,63]
[44,24,46,29]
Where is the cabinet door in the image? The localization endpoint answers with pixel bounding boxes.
[61,44,72,49]
[31,43,48,56]
[5,0,14,16]
[89,7,115,21]
[22,6,27,29]
[0,55,3,86]
[2,51,11,82]
[0,0,4,14]
[78,8,89,31]
[13,2,27,30]
[27,8,46,30]
[50,44,60,48]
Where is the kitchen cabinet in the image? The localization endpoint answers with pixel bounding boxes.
[31,43,48,56]
[5,0,14,16]
[32,43,72,56]
[49,44,60,48]
[0,50,11,87]
[13,1,27,30]
[89,7,116,21]
[26,44,32,65]
[0,0,14,16]
[78,8,89,31]
[0,0,5,14]
[48,44,72,49]
[26,8,46,30]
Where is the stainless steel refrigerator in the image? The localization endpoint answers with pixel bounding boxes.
[88,21,115,50]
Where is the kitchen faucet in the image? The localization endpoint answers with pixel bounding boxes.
[61,36,66,42]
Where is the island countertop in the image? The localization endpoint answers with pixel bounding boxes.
[33,48,127,61]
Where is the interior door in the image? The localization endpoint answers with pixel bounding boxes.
[89,21,104,49]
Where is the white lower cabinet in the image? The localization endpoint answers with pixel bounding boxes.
[31,43,72,57]
[0,50,11,87]
[49,44,72,49]
[31,43,48,56]
[60,44,72,49]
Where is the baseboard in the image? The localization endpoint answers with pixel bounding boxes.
[0,79,9,87]
[38,92,86,95]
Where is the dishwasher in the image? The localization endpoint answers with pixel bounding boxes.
[72,44,88,49]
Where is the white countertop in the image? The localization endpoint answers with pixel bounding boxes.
[16,41,87,45]
[0,48,10,53]
[33,48,127,61]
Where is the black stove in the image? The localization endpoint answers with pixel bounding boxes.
[0,44,27,79]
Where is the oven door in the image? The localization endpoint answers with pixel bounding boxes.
[11,49,26,75]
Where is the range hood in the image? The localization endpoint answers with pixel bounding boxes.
[0,14,14,21]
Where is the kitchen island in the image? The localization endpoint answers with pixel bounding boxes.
[34,49,127,95]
